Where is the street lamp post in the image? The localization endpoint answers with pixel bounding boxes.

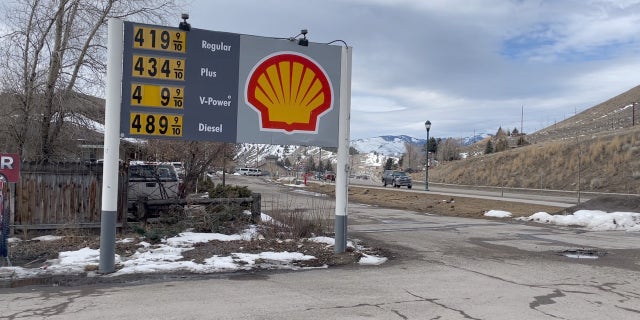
[425,120,431,191]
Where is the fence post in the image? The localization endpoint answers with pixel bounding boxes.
[1,180,9,265]
[251,193,261,223]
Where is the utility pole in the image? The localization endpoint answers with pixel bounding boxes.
[521,105,524,135]
[576,135,581,204]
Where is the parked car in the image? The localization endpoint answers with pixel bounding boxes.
[382,170,412,189]
[323,171,336,182]
[235,167,262,176]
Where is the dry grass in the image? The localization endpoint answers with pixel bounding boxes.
[306,183,562,218]
[429,127,640,194]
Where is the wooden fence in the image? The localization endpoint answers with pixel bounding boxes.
[4,163,261,232]
[8,163,127,231]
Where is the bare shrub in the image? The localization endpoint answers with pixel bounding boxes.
[260,194,334,239]
[590,178,605,190]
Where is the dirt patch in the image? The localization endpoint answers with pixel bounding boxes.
[7,232,378,271]
[306,183,563,218]
[8,234,139,268]
[181,239,365,268]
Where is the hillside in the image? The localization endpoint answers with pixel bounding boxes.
[529,85,640,143]
[429,85,640,194]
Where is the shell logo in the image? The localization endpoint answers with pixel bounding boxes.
[245,52,333,133]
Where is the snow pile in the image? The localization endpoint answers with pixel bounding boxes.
[359,254,388,265]
[308,236,386,265]
[517,210,640,231]
[484,210,512,218]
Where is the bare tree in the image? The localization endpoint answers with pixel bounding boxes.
[0,0,181,162]
[403,141,421,171]
[436,138,462,162]
[142,140,239,196]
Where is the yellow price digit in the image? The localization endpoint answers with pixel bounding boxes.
[130,112,183,137]
[132,55,185,81]
[133,26,186,53]
[131,84,184,108]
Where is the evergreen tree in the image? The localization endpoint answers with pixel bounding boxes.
[426,137,438,154]
[492,127,509,152]
[284,158,291,167]
[384,158,394,170]
[484,140,494,154]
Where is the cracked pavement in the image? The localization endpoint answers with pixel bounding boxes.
[2,177,640,319]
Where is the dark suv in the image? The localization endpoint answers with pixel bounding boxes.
[382,170,412,189]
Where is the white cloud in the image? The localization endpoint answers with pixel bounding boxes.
[184,0,640,140]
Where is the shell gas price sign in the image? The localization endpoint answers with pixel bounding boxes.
[120,21,346,147]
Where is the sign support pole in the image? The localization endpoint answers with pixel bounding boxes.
[99,18,124,274]
[334,46,352,253]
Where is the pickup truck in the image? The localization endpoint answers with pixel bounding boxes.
[382,170,412,189]
[127,163,180,210]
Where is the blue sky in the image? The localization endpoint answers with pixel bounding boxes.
[184,0,640,140]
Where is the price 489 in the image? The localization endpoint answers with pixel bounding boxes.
[130,113,182,137]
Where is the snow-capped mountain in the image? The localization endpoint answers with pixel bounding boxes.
[234,144,338,169]
[235,133,488,166]
[351,135,426,156]
[460,133,492,146]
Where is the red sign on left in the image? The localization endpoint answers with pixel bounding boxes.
[0,153,20,183]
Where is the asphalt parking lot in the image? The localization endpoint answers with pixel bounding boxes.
[3,176,640,319]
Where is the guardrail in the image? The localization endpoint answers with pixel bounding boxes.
[350,177,638,205]
[426,182,638,198]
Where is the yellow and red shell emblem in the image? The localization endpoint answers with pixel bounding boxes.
[246,52,333,133]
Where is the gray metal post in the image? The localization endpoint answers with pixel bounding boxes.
[334,46,352,253]
[425,121,431,191]
[425,131,429,191]
[99,19,124,274]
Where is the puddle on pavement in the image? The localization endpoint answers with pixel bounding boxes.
[228,273,269,281]
[559,248,606,260]
[379,219,417,224]
[2,276,69,289]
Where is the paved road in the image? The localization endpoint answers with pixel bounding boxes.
[350,177,584,207]
[3,176,640,319]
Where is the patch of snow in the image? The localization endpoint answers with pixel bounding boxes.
[518,210,640,231]
[292,189,328,197]
[358,254,388,265]
[484,210,512,218]
[3,231,388,279]
[32,235,63,241]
